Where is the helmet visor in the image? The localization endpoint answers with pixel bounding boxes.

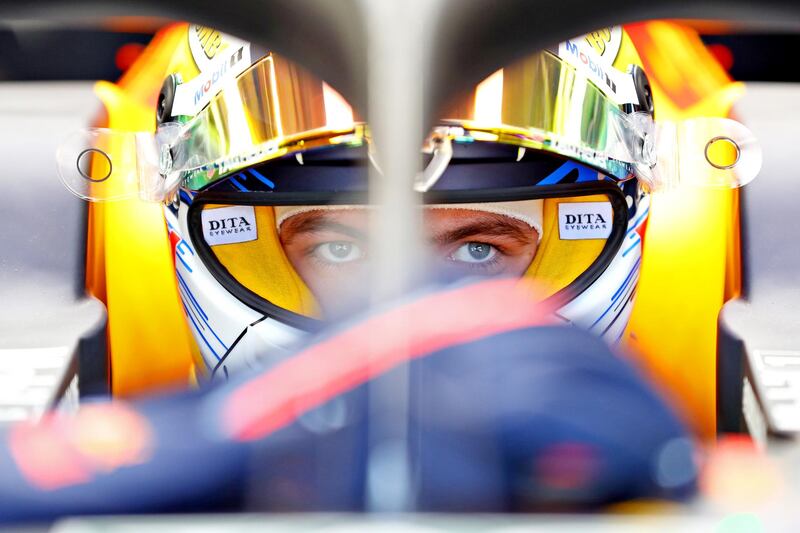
[175,49,644,193]
[173,53,360,192]
[57,49,760,202]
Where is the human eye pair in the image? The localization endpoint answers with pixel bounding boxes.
[310,239,499,267]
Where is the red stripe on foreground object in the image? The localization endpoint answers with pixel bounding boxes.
[224,279,556,441]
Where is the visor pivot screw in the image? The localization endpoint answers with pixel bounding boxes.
[76,148,113,183]
[705,136,741,170]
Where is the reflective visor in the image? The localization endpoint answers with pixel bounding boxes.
[57,50,761,203]
[175,50,640,193]
[174,53,361,191]
[440,50,641,179]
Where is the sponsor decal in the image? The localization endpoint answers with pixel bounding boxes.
[189,24,246,71]
[171,42,251,117]
[190,46,246,107]
[583,26,622,65]
[558,202,613,240]
[558,38,638,105]
[566,38,618,93]
[202,205,258,246]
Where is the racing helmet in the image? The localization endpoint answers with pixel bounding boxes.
[144,24,656,379]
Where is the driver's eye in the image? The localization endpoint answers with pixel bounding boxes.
[313,241,364,263]
[449,242,497,263]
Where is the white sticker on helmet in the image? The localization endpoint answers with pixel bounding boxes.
[557,38,639,106]
[581,27,623,65]
[172,41,251,117]
[189,25,247,71]
[558,202,613,240]
[202,205,258,246]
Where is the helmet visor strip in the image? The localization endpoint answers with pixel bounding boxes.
[56,51,762,203]
[200,140,610,196]
[180,50,643,190]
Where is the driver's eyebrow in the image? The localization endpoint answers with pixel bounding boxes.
[430,215,534,246]
[280,211,368,243]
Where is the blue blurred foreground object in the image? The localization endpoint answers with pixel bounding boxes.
[0,280,696,523]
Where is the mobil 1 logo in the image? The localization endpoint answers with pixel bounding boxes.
[202,205,258,246]
[558,202,613,240]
